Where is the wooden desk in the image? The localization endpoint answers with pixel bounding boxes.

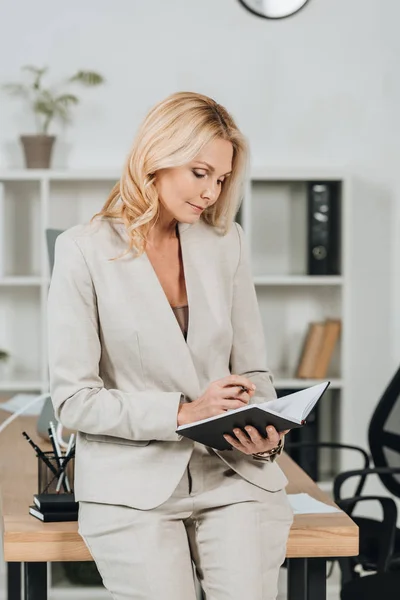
[1,412,358,600]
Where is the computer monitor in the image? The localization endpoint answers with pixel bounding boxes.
[45,229,64,275]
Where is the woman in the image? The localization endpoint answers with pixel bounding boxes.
[48,91,293,600]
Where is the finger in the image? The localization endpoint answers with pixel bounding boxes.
[222,386,250,402]
[265,425,280,446]
[223,384,250,396]
[244,426,264,445]
[219,399,248,411]
[220,375,256,392]
[223,434,250,454]
[232,428,255,448]
[236,386,250,397]
[223,433,241,448]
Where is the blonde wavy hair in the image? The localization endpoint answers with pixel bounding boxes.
[91,91,249,258]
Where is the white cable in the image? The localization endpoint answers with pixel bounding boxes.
[0,393,69,447]
[0,393,50,434]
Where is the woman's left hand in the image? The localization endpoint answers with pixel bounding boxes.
[223,425,288,455]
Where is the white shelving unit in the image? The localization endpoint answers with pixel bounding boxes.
[0,167,393,597]
[242,167,392,483]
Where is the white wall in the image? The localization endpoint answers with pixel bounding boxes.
[1,0,399,362]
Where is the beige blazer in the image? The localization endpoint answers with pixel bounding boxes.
[47,217,288,510]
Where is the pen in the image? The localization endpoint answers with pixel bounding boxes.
[56,433,75,493]
[48,422,69,492]
[48,422,62,467]
[50,421,72,493]
[22,431,59,478]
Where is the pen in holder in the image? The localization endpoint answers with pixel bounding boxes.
[37,450,75,495]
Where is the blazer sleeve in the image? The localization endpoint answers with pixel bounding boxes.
[47,232,183,442]
[230,223,284,462]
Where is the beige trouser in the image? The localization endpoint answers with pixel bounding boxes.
[78,444,293,600]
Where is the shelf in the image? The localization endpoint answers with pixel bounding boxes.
[0,167,347,183]
[12,276,341,291]
[0,378,342,392]
[0,367,44,392]
[253,276,343,286]
[250,167,347,181]
[0,169,120,182]
[0,167,390,488]
[0,276,43,286]
[274,378,342,390]
[0,377,44,391]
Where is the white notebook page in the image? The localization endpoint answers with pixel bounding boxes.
[260,382,329,421]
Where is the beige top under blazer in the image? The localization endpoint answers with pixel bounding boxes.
[47,217,288,510]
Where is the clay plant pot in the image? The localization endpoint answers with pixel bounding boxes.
[20,134,55,169]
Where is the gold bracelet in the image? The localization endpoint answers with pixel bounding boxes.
[253,438,283,458]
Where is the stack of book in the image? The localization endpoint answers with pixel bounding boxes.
[296,319,341,379]
[29,493,79,522]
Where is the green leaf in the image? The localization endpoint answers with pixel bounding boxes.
[33,98,54,117]
[69,70,104,86]
[55,93,79,106]
[21,65,48,90]
[39,89,55,101]
[1,83,29,97]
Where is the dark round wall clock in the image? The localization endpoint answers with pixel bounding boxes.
[238,0,310,20]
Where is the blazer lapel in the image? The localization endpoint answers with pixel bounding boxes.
[113,220,203,401]
[177,221,228,394]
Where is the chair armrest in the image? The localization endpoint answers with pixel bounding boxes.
[334,467,400,503]
[337,495,397,573]
[284,441,370,498]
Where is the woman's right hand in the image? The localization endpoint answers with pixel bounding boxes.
[177,375,256,426]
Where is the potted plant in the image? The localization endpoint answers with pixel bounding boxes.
[2,65,105,169]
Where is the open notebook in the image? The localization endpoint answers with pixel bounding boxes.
[176,381,330,451]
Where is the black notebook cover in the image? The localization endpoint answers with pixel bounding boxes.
[177,406,304,451]
[29,505,78,522]
[33,493,78,512]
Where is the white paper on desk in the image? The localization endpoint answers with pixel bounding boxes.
[0,394,46,416]
[288,493,341,514]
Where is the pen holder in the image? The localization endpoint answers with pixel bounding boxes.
[37,451,75,495]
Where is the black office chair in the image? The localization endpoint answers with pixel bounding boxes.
[286,365,400,585]
[341,571,400,600]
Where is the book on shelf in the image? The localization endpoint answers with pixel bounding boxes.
[176,381,330,451]
[296,319,341,379]
[296,322,326,378]
[313,319,341,379]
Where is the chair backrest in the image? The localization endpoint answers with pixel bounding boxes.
[368,365,400,497]
[45,229,64,275]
